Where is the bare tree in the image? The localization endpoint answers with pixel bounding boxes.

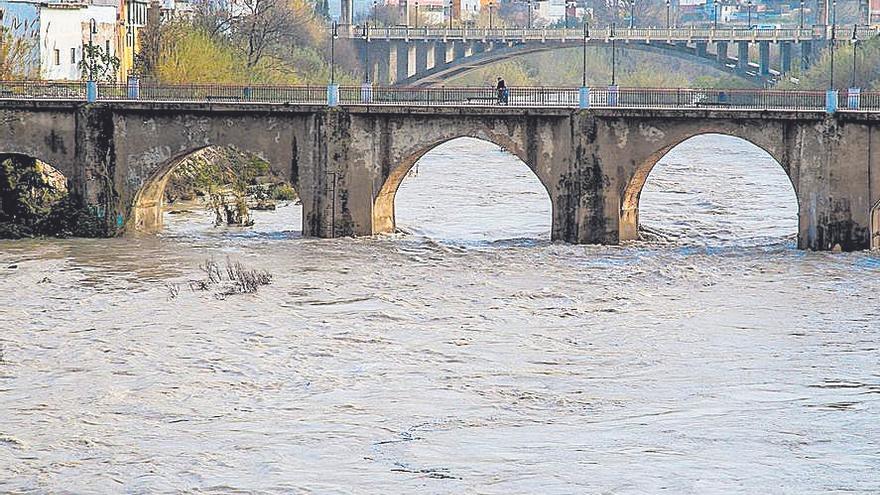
[0,27,35,79]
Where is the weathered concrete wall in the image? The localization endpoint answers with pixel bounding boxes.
[1,101,878,251]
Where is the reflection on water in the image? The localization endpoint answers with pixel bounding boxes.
[0,136,878,494]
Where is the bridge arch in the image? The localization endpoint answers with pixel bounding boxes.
[372,131,552,236]
[0,153,72,236]
[400,41,759,87]
[130,144,301,234]
[619,128,799,243]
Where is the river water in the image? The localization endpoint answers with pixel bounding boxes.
[1,135,878,494]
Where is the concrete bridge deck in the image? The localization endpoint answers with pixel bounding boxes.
[1,97,879,250]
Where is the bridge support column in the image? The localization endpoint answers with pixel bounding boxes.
[416,42,432,73]
[800,41,813,71]
[737,41,750,72]
[695,42,707,58]
[434,42,454,67]
[715,41,728,64]
[382,42,397,85]
[780,42,792,74]
[453,41,467,61]
[759,41,770,76]
[394,42,416,83]
[340,0,353,25]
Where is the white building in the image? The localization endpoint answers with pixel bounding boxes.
[533,0,566,26]
[0,0,118,80]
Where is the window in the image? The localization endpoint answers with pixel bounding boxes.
[53,49,60,65]
[70,47,76,64]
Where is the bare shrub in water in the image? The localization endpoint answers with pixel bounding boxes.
[185,257,272,298]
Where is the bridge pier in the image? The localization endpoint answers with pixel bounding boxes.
[737,42,750,72]
[695,42,707,58]
[716,41,729,64]
[396,42,416,82]
[453,41,467,61]
[801,41,813,72]
[415,42,433,73]
[780,42,792,74]
[759,41,771,76]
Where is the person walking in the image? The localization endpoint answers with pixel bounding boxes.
[496,77,508,105]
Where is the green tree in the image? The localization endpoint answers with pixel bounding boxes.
[170,147,270,227]
[79,44,121,82]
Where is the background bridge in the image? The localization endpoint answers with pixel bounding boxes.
[343,25,880,86]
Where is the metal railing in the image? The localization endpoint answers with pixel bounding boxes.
[1,81,880,112]
[587,87,828,110]
[353,25,879,42]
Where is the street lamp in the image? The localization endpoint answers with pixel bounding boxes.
[714,1,720,30]
[610,22,616,86]
[415,1,419,28]
[363,22,370,84]
[630,0,634,29]
[330,21,338,85]
[799,0,804,29]
[489,1,494,28]
[747,0,752,29]
[448,0,453,28]
[582,22,589,87]
[527,0,532,29]
[565,0,570,28]
[665,0,670,29]
[851,25,858,88]
[830,0,836,89]
[88,18,97,80]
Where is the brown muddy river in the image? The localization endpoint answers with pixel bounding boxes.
[1,135,879,493]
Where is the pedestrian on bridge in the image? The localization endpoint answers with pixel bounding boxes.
[496,77,509,105]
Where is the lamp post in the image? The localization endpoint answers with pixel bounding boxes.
[87,18,97,102]
[527,0,532,29]
[328,21,339,106]
[565,0,570,28]
[747,0,752,29]
[330,21,338,84]
[489,1,494,28]
[799,0,804,29]
[414,1,419,28]
[582,22,589,87]
[851,25,858,88]
[362,23,369,83]
[610,22,616,86]
[629,0,635,28]
[448,0,453,28]
[830,0,836,88]
[665,0,670,29]
[88,18,97,78]
[714,1,720,30]
[579,21,589,108]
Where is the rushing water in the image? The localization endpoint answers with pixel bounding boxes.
[1,135,878,494]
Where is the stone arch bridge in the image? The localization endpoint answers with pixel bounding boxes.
[1,100,879,251]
